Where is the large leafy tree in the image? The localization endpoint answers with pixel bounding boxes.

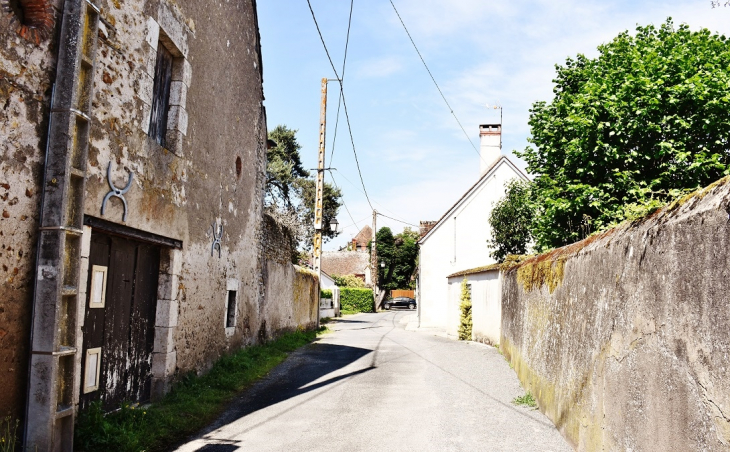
[518,19,730,249]
[373,227,419,291]
[265,125,342,251]
[487,179,535,262]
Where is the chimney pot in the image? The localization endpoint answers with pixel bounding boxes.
[479,124,501,175]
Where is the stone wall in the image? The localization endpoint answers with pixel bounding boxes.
[501,177,730,451]
[261,213,318,335]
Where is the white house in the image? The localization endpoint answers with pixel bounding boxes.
[417,124,528,336]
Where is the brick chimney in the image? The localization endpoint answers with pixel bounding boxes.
[479,124,501,175]
[419,221,438,239]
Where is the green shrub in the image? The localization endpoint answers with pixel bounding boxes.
[332,274,366,288]
[340,287,373,313]
[458,278,473,341]
[320,289,333,299]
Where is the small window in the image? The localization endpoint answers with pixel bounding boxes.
[226,290,237,328]
[149,43,173,146]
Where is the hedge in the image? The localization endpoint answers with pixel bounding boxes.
[340,288,374,313]
[320,289,333,299]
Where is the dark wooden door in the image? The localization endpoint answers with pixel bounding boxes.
[80,231,160,411]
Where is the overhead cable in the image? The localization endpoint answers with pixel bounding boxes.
[328,0,354,166]
[331,168,416,228]
[376,212,419,228]
[306,0,374,211]
[327,169,362,232]
[389,0,488,166]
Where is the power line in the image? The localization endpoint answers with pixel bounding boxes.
[328,0,354,167]
[377,212,419,228]
[339,215,372,232]
[389,0,487,167]
[327,169,362,232]
[306,0,374,211]
[331,168,415,227]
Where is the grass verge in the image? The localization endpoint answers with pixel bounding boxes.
[512,391,537,408]
[340,309,358,315]
[75,327,325,452]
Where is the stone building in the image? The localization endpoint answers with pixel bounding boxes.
[0,0,315,449]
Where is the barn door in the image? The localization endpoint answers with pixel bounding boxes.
[79,231,160,411]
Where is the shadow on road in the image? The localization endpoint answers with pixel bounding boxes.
[328,318,370,324]
[190,342,373,449]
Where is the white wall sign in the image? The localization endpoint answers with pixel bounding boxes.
[83,347,102,393]
[89,265,108,309]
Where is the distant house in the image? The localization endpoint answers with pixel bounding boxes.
[417,124,528,336]
[348,225,372,252]
[321,250,372,286]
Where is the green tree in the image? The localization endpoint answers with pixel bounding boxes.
[518,19,730,249]
[332,274,367,288]
[266,125,309,208]
[373,227,419,291]
[458,278,472,341]
[487,179,535,262]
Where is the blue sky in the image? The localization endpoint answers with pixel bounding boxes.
[257,1,730,251]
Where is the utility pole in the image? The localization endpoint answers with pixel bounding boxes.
[313,77,328,327]
[371,209,378,311]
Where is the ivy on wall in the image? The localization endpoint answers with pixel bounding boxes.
[458,278,472,341]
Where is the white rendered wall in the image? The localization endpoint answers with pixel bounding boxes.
[446,271,501,342]
[418,160,523,330]
[469,271,501,344]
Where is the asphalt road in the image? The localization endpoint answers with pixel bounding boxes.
[174,311,572,452]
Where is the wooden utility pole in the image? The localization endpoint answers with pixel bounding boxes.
[371,209,378,311]
[313,78,328,326]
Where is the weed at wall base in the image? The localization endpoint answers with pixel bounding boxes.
[512,391,537,408]
[1,416,19,452]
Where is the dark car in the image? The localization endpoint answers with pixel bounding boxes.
[383,297,416,310]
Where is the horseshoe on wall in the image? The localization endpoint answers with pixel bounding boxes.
[101,161,134,222]
[211,222,223,257]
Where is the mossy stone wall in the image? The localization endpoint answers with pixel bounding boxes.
[501,177,730,451]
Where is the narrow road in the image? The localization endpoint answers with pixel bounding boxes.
[175,311,572,452]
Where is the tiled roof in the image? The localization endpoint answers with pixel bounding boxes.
[322,251,370,276]
[352,225,372,247]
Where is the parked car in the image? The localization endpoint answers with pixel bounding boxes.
[383,297,416,310]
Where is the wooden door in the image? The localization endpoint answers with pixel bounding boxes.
[79,231,160,411]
